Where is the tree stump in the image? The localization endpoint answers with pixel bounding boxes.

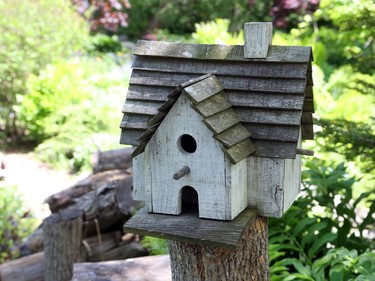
[43,209,84,281]
[168,216,269,281]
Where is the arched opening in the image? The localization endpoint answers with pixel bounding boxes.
[180,186,199,216]
[178,134,197,153]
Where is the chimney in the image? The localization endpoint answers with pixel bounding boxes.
[244,22,273,59]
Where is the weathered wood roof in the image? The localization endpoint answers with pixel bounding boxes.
[120,40,314,159]
[132,74,255,163]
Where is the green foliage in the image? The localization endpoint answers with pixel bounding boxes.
[148,0,239,35]
[140,236,169,255]
[124,0,272,39]
[15,56,127,172]
[0,185,36,263]
[312,248,375,281]
[271,248,375,281]
[269,161,374,280]
[192,19,244,45]
[316,119,375,173]
[0,0,89,142]
[124,0,161,39]
[316,0,375,73]
[87,34,124,54]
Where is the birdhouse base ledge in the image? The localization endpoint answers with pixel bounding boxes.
[123,208,258,249]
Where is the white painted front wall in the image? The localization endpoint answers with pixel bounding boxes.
[144,94,234,220]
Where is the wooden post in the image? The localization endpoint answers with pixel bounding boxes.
[43,209,84,281]
[167,216,269,281]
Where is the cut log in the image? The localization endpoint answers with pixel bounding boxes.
[81,231,147,262]
[72,255,171,281]
[0,252,44,281]
[44,209,84,281]
[19,227,44,257]
[44,169,133,213]
[1,231,147,281]
[20,169,141,256]
[44,169,140,236]
[92,147,133,174]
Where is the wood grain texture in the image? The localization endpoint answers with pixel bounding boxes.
[0,252,44,281]
[133,153,145,201]
[129,75,256,163]
[122,100,161,116]
[244,22,273,58]
[120,40,315,157]
[251,139,296,158]
[214,123,251,147]
[183,75,223,103]
[43,209,84,281]
[144,94,231,220]
[127,84,174,101]
[235,107,302,125]
[302,112,313,124]
[301,124,314,140]
[132,56,309,78]
[72,255,171,281]
[134,40,311,63]
[243,123,299,142]
[124,208,257,249]
[224,138,255,164]
[130,69,307,93]
[120,129,143,146]
[228,91,305,109]
[247,157,284,217]
[203,108,240,134]
[91,148,133,174]
[192,91,232,117]
[167,216,269,281]
[120,114,149,130]
[230,158,248,218]
[247,138,302,217]
[303,98,315,113]
[283,132,302,213]
[120,38,314,152]
[122,129,299,158]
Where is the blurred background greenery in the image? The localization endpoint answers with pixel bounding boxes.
[0,0,374,279]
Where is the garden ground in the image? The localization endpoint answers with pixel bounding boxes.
[0,149,83,220]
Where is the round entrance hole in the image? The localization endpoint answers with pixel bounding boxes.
[178,134,197,153]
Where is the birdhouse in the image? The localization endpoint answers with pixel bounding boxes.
[120,22,314,247]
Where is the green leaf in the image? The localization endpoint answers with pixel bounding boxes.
[329,264,345,281]
[269,250,286,262]
[270,266,289,274]
[308,232,337,259]
[284,273,314,281]
[275,258,312,276]
[271,243,300,253]
[292,217,316,236]
[301,221,329,247]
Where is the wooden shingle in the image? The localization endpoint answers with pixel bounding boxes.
[120,40,314,159]
[131,74,255,163]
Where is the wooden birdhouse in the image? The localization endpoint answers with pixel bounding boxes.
[120,22,314,247]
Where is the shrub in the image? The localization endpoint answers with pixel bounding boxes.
[0,185,36,263]
[269,160,374,280]
[15,56,128,172]
[0,0,89,142]
[87,34,124,54]
[140,236,168,255]
[192,19,243,45]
